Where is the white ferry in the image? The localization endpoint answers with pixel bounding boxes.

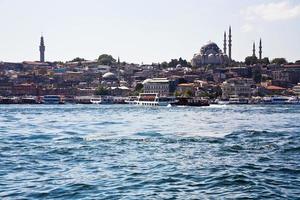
[90,96,113,104]
[130,93,176,106]
[228,97,249,104]
[262,96,299,104]
[43,95,64,104]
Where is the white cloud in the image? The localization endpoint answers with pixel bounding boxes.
[242,1,300,21]
[241,23,254,32]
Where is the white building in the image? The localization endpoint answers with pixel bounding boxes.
[142,78,170,96]
[293,83,300,96]
[221,78,254,99]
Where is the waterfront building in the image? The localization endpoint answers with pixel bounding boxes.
[142,78,170,97]
[293,83,300,96]
[39,36,45,62]
[221,78,254,99]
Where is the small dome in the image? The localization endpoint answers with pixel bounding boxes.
[142,79,152,84]
[103,72,117,80]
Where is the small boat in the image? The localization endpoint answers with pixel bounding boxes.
[228,97,249,104]
[90,96,113,104]
[0,97,19,104]
[172,97,209,106]
[20,96,39,104]
[90,97,101,104]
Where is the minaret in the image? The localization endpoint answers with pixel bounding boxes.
[228,26,232,61]
[223,31,227,55]
[39,35,45,62]
[259,38,262,60]
[252,42,256,57]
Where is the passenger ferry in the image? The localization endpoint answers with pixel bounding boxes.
[90,96,113,104]
[262,96,299,104]
[43,95,64,104]
[131,93,176,106]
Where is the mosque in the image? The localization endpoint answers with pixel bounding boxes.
[191,26,232,67]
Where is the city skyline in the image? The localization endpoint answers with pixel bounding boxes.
[0,0,300,63]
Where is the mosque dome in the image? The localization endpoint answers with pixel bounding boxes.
[102,72,117,80]
[142,79,152,85]
[191,41,229,67]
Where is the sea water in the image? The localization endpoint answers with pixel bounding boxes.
[0,104,299,199]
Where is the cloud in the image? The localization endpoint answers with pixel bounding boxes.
[242,1,300,21]
[241,24,254,32]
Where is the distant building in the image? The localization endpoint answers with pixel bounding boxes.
[221,78,254,99]
[293,83,300,96]
[142,78,170,96]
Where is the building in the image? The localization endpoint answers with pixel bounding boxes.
[221,78,254,99]
[142,78,170,96]
[191,42,229,67]
[293,83,300,96]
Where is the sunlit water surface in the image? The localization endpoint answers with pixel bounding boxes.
[0,105,300,199]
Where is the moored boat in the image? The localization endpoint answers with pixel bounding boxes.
[132,93,176,106]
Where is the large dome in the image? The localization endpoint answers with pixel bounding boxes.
[191,41,229,67]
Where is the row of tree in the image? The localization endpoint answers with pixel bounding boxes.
[244,56,288,65]
[68,54,292,67]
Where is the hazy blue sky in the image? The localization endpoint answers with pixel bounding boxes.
[0,0,300,63]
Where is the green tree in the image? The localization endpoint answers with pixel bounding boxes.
[252,68,262,83]
[134,83,143,93]
[260,57,270,65]
[95,86,110,95]
[245,56,258,65]
[97,54,116,66]
[271,58,287,65]
[71,57,86,62]
[161,61,168,69]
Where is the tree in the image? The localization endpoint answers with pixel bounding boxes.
[271,58,287,65]
[161,61,168,69]
[245,56,258,65]
[70,57,86,62]
[97,54,116,66]
[134,83,143,92]
[95,86,110,95]
[260,57,270,65]
[252,68,262,83]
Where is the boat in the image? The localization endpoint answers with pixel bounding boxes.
[228,96,249,104]
[172,97,209,106]
[42,95,64,104]
[262,96,300,104]
[90,97,101,104]
[20,96,39,104]
[0,97,19,104]
[125,96,138,104]
[215,99,230,105]
[132,93,176,106]
[90,96,113,104]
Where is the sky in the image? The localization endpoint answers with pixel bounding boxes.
[0,0,300,64]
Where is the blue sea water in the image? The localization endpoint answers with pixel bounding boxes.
[0,104,300,199]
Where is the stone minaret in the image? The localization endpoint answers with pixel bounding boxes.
[39,36,45,62]
[223,31,227,55]
[252,42,256,57]
[259,38,262,60]
[228,26,232,61]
